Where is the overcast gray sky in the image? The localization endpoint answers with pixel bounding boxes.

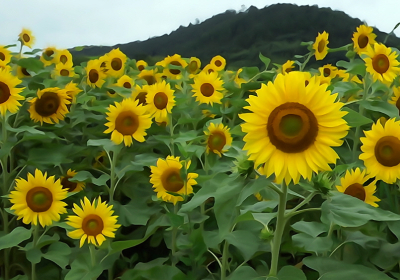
[1,0,399,50]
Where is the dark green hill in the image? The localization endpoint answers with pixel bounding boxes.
[71,3,400,69]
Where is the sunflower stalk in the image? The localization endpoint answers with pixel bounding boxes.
[89,244,97,280]
[31,225,40,280]
[108,149,120,203]
[171,203,179,267]
[220,239,230,280]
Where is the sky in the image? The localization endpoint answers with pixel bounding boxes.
[0,0,399,50]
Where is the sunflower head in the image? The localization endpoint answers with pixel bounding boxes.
[210,55,226,71]
[280,60,295,74]
[61,169,85,192]
[9,169,68,227]
[18,28,35,48]
[187,57,201,75]
[116,75,134,90]
[66,197,120,247]
[86,59,107,88]
[105,48,127,78]
[53,63,75,78]
[312,31,329,60]
[234,68,247,88]
[131,84,150,106]
[150,156,198,204]
[352,24,377,55]
[202,64,218,75]
[17,66,31,79]
[40,47,58,66]
[64,82,82,103]
[0,46,12,65]
[191,71,224,105]
[55,49,73,66]
[319,64,338,79]
[136,60,148,71]
[0,68,25,116]
[138,69,162,86]
[146,80,176,123]
[204,122,233,156]
[159,54,188,79]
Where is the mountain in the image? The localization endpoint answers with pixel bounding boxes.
[71,3,400,69]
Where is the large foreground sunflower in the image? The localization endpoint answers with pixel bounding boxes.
[352,24,377,55]
[240,71,349,184]
[204,122,233,156]
[150,156,198,204]
[104,98,152,146]
[191,71,224,105]
[363,43,400,84]
[146,80,176,123]
[19,28,35,48]
[336,168,380,207]
[9,169,68,227]
[359,118,400,184]
[66,197,120,247]
[0,68,25,116]
[312,31,329,60]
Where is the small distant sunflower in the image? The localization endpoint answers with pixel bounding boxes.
[234,68,247,88]
[150,156,198,204]
[319,64,338,79]
[66,197,120,247]
[116,75,134,90]
[55,49,73,66]
[192,71,224,105]
[64,82,82,103]
[104,98,152,146]
[363,43,400,84]
[336,69,362,84]
[187,57,201,76]
[61,169,85,192]
[336,168,380,207]
[352,24,377,55]
[53,63,75,78]
[105,48,127,77]
[159,54,188,79]
[19,28,35,48]
[93,151,110,169]
[131,84,150,106]
[40,47,58,66]
[138,69,162,86]
[146,80,176,123]
[280,60,295,74]
[389,87,400,114]
[0,46,12,65]
[17,66,31,79]
[240,71,349,184]
[85,59,106,88]
[312,31,329,60]
[136,60,148,71]
[359,118,400,184]
[210,55,226,71]
[202,64,218,74]
[28,87,70,124]
[0,68,25,116]
[204,122,233,156]
[9,169,68,227]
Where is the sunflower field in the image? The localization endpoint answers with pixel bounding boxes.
[1,25,400,280]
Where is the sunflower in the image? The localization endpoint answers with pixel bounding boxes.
[352,24,377,55]
[359,118,400,184]
[202,64,218,74]
[191,71,224,105]
[28,87,70,124]
[60,169,85,192]
[93,151,110,169]
[138,69,162,86]
[16,66,31,79]
[105,48,127,77]
[312,31,329,61]
[18,28,35,48]
[159,54,188,79]
[0,69,25,116]
[131,84,150,106]
[86,59,106,88]
[66,197,120,247]
[210,55,226,71]
[336,168,379,207]
[240,71,349,184]
[136,60,148,71]
[204,122,233,156]
[64,82,82,103]
[104,98,152,146]
[150,156,198,204]
[146,80,176,123]
[319,64,338,79]
[116,75,134,90]
[55,49,73,66]
[280,60,295,74]
[363,43,400,84]
[336,69,362,84]
[40,47,58,66]
[0,46,12,65]
[9,169,68,227]
[389,87,400,114]
[53,63,75,78]
[187,57,201,76]
[234,68,247,88]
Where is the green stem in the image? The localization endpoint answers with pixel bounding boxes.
[31,225,40,280]
[220,240,230,280]
[268,182,288,277]
[299,53,312,71]
[266,182,283,195]
[285,208,321,219]
[108,265,113,280]
[108,150,119,203]
[89,245,97,280]
[287,192,316,214]
[168,114,175,156]
[171,203,178,267]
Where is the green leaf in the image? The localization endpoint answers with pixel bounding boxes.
[8,125,45,135]
[292,233,333,254]
[319,270,393,280]
[17,58,44,73]
[259,53,271,70]
[336,59,366,76]
[291,221,329,238]
[26,247,41,264]
[120,260,186,280]
[358,99,399,118]
[225,230,260,261]
[342,107,373,128]
[64,250,103,280]
[71,171,110,187]
[0,227,31,250]
[42,242,71,268]
[131,153,159,171]
[113,200,159,226]
[277,266,307,280]
[109,227,157,255]
[87,139,122,154]
[227,266,259,280]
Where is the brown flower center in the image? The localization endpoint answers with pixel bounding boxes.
[123,82,132,89]
[135,92,147,105]
[61,176,77,192]
[23,34,31,43]
[344,183,366,201]
[169,61,182,75]
[35,92,60,117]
[396,97,400,114]
[215,60,222,67]
[372,54,390,74]
[267,102,318,153]
[154,92,168,109]
[200,83,214,97]
[374,136,400,167]
[0,52,5,61]
[115,111,139,135]
[317,39,326,53]
[21,67,30,76]
[138,65,145,71]
[108,89,116,96]
[188,61,198,73]
[43,49,54,61]
[82,214,104,236]
[358,34,369,49]
[60,55,68,64]
[323,68,331,77]
[161,168,184,192]
[142,75,156,85]
[60,69,70,76]
[208,131,226,152]
[26,187,53,212]
[0,81,11,104]
[111,58,122,71]
[89,69,99,84]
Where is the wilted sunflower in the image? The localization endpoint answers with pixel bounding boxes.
[210,55,226,71]
[187,57,201,76]
[204,122,233,156]
[28,87,70,124]
[40,47,58,66]
[131,84,150,106]
[240,71,349,184]
[9,169,68,227]
[19,28,35,48]
[85,59,106,88]
[363,43,400,84]
[146,80,176,123]
[61,169,85,192]
[16,66,31,79]
[138,69,162,86]
[312,31,329,60]
[359,118,400,184]
[0,46,12,65]
[53,63,75,78]
[136,60,148,71]
[159,54,188,79]
[105,48,127,77]
[192,71,224,105]
[280,60,295,74]
[336,168,380,207]
[104,98,152,146]
[150,156,198,204]
[116,75,134,90]
[66,197,120,247]
[0,68,25,116]
[55,49,73,66]
[352,24,377,55]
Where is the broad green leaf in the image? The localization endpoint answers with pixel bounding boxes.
[342,107,373,128]
[17,57,44,72]
[64,250,103,280]
[179,178,217,213]
[120,258,186,280]
[0,227,31,250]
[292,233,333,254]
[42,242,71,268]
[71,171,110,186]
[277,266,307,280]
[259,53,271,70]
[227,266,259,280]
[370,241,400,269]
[225,230,260,261]
[8,125,45,135]
[336,59,366,75]
[358,100,399,118]
[87,138,122,154]
[26,247,41,264]
[291,221,329,238]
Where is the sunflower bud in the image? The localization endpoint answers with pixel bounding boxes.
[312,171,333,195]
[231,151,254,178]
[260,226,274,241]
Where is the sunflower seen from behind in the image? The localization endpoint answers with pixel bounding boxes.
[18,28,35,49]
[359,118,400,184]
[204,122,232,156]
[86,59,106,88]
[312,31,329,60]
[9,169,68,227]
[150,156,198,205]
[0,68,25,116]
[352,24,377,55]
[66,197,120,247]
[240,71,349,184]
[146,80,176,123]
[336,168,380,207]
[192,71,224,105]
